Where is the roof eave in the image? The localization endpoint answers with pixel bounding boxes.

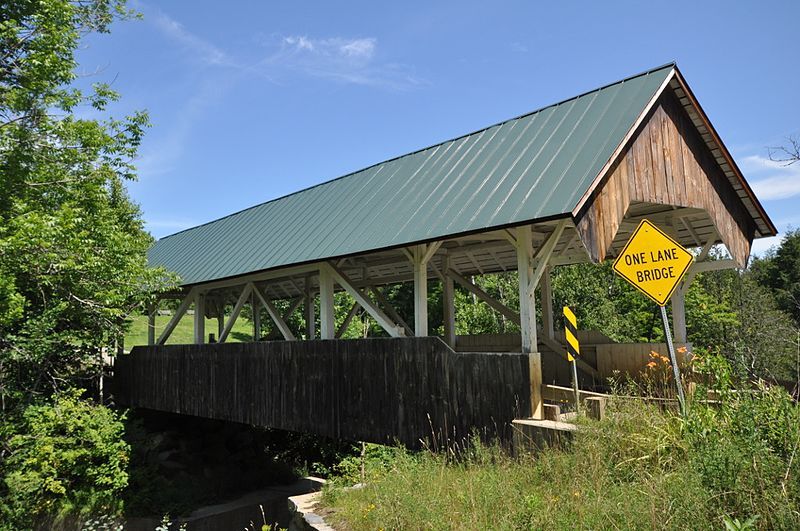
[571,67,677,217]
[669,66,777,237]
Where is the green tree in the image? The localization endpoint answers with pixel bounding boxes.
[751,229,800,325]
[0,0,170,407]
[0,0,172,525]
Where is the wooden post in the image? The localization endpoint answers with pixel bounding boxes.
[413,245,428,337]
[541,266,554,340]
[442,254,456,348]
[252,292,261,341]
[157,287,198,345]
[671,287,687,343]
[319,266,335,340]
[253,286,298,340]
[324,262,405,337]
[516,225,543,420]
[585,396,607,421]
[305,274,316,340]
[147,303,156,346]
[666,218,688,344]
[217,313,224,340]
[193,291,205,344]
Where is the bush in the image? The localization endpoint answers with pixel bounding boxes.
[0,389,129,529]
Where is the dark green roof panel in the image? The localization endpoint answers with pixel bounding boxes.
[150,65,674,286]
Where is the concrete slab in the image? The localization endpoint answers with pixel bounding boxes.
[511,418,577,454]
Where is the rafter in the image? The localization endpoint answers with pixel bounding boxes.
[157,287,199,345]
[218,283,253,343]
[322,262,405,337]
[253,285,297,341]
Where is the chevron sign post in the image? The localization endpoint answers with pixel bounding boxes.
[563,306,580,411]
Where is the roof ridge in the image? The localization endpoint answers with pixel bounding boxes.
[156,62,677,242]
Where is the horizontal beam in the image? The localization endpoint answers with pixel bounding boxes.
[542,384,608,403]
[180,263,321,295]
[689,259,737,273]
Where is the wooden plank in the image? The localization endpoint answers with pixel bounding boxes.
[218,283,253,343]
[575,89,757,266]
[157,287,198,345]
[115,337,531,448]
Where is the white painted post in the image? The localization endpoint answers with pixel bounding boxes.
[516,225,543,420]
[324,263,405,337]
[157,288,198,345]
[442,254,456,348]
[147,304,156,346]
[305,275,316,340]
[671,287,687,343]
[218,284,253,343]
[193,291,205,344]
[541,266,555,340]
[252,287,297,341]
[516,226,538,353]
[413,245,428,337]
[319,267,335,340]
[252,292,261,341]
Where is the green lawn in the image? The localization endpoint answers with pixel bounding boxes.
[124,313,254,348]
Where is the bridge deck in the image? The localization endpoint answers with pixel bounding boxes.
[114,337,531,447]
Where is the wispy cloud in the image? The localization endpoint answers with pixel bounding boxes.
[134,77,229,180]
[144,4,423,91]
[149,8,235,68]
[740,154,800,201]
[260,34,423,90]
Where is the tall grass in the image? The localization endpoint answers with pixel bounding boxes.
[323,380,800,530]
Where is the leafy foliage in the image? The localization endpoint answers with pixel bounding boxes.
[0,0,173,409]
[1,390,129,529]
[0,0,174,526]
[324,367,800,529]
[751,228,800,325]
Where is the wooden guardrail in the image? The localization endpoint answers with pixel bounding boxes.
[114,337,531,448]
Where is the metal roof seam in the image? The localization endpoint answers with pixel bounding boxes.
[149,65,725,287]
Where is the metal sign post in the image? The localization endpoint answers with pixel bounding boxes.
[612,219,692,415]
[660,305,686,413]
[563,306,581,413]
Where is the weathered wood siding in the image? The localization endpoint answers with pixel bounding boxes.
[114,337,530,448]
[596,342,691,380]
[576,89,756,265]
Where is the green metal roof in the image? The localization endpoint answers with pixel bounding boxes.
[150,64,675,286]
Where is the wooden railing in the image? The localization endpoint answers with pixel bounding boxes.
[114,337,531,448]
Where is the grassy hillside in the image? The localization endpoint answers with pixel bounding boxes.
[124,313,254,347]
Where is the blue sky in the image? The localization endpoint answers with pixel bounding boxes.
[77,0,800,256]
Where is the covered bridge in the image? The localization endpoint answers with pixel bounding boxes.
[115,63,775,446]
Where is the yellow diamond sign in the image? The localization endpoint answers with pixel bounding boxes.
[612,219,694,306]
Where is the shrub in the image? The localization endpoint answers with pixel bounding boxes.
[0,389,129,529]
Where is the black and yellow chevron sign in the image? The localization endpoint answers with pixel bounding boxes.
[563,306,579,362]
